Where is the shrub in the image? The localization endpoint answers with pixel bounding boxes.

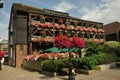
[103,41,120,61]
[115,46,120,57]
[41,53,117,72]
[41,60,58,72]
[97,52,117,64]
[41,59,68,72]
[85,41,104,56]
[103,41,120,53]
[103,53,117,64]
[41,57,99,72]
[72,55,102,70]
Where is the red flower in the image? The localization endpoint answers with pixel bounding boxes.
[0,51,5,58]
[58,19,63,24]
[72,37,85,48]
[54,35,73,48]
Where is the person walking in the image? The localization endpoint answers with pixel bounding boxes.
[0,50,5,70]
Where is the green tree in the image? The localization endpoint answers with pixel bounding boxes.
[0,1,4,8]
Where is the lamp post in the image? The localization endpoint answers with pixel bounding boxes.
[68,49,75,80]
[66,22,75,80]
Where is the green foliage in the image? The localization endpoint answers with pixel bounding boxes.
[41,41,120,72]
[41,59,68,72]
[92,65,101,70]
[85,41,103,56]
[103,41,120,61]
[114,46,120,57]
[41,60,57,72]
[93,53,105,64]
[0,2,4,8]
[81,57,96,70]
[117,57,120,62]
[104,41,120,48]
[41,52,117,72]
[41,53,107,72]
[103,53,117,64]
[104,41,120,53]
[40,18,45,23]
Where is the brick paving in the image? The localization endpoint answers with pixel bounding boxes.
[0,65,120,80]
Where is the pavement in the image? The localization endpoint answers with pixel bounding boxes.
[0,65,120,80]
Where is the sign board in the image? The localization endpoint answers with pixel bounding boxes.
[44,9,69,17]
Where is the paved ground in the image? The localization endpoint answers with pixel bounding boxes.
[0,65,120,80]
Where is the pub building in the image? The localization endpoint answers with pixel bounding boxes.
[8,3,105,67]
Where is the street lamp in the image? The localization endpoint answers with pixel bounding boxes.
[68,49,75,80]
[66,22,75,80]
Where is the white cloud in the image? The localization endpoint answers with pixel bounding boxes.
[0,22,8,40]
[0,34,8,40]
[53,1,77,12]
[80,0,120,24]
[26,0,47,7]
[0,22,7,29]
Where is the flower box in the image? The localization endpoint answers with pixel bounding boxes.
[22,59,42,72]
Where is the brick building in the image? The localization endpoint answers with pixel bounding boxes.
[103,21,120,41]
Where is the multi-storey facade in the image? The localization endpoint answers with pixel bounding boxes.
[8,3,105,67]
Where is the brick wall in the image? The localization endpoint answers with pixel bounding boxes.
[16,45,27,67]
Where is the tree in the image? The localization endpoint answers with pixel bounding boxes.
[0,1,4,8]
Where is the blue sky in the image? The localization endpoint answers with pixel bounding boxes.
[0,0,120,40]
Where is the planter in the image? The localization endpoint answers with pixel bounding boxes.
[22,59,42,72]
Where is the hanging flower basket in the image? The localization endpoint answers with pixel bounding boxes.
[86,28,92,32]
[69,25,75,30]
[48,23,54,28]
[40,15,45,23]
[31,21,40,27]
[58,19,64,24]
[42,23,50,28]
[91,28,97,32]
[61,24,66,30]
[78,27,84,31]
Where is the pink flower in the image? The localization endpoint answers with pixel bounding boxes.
[25,55,35,61]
